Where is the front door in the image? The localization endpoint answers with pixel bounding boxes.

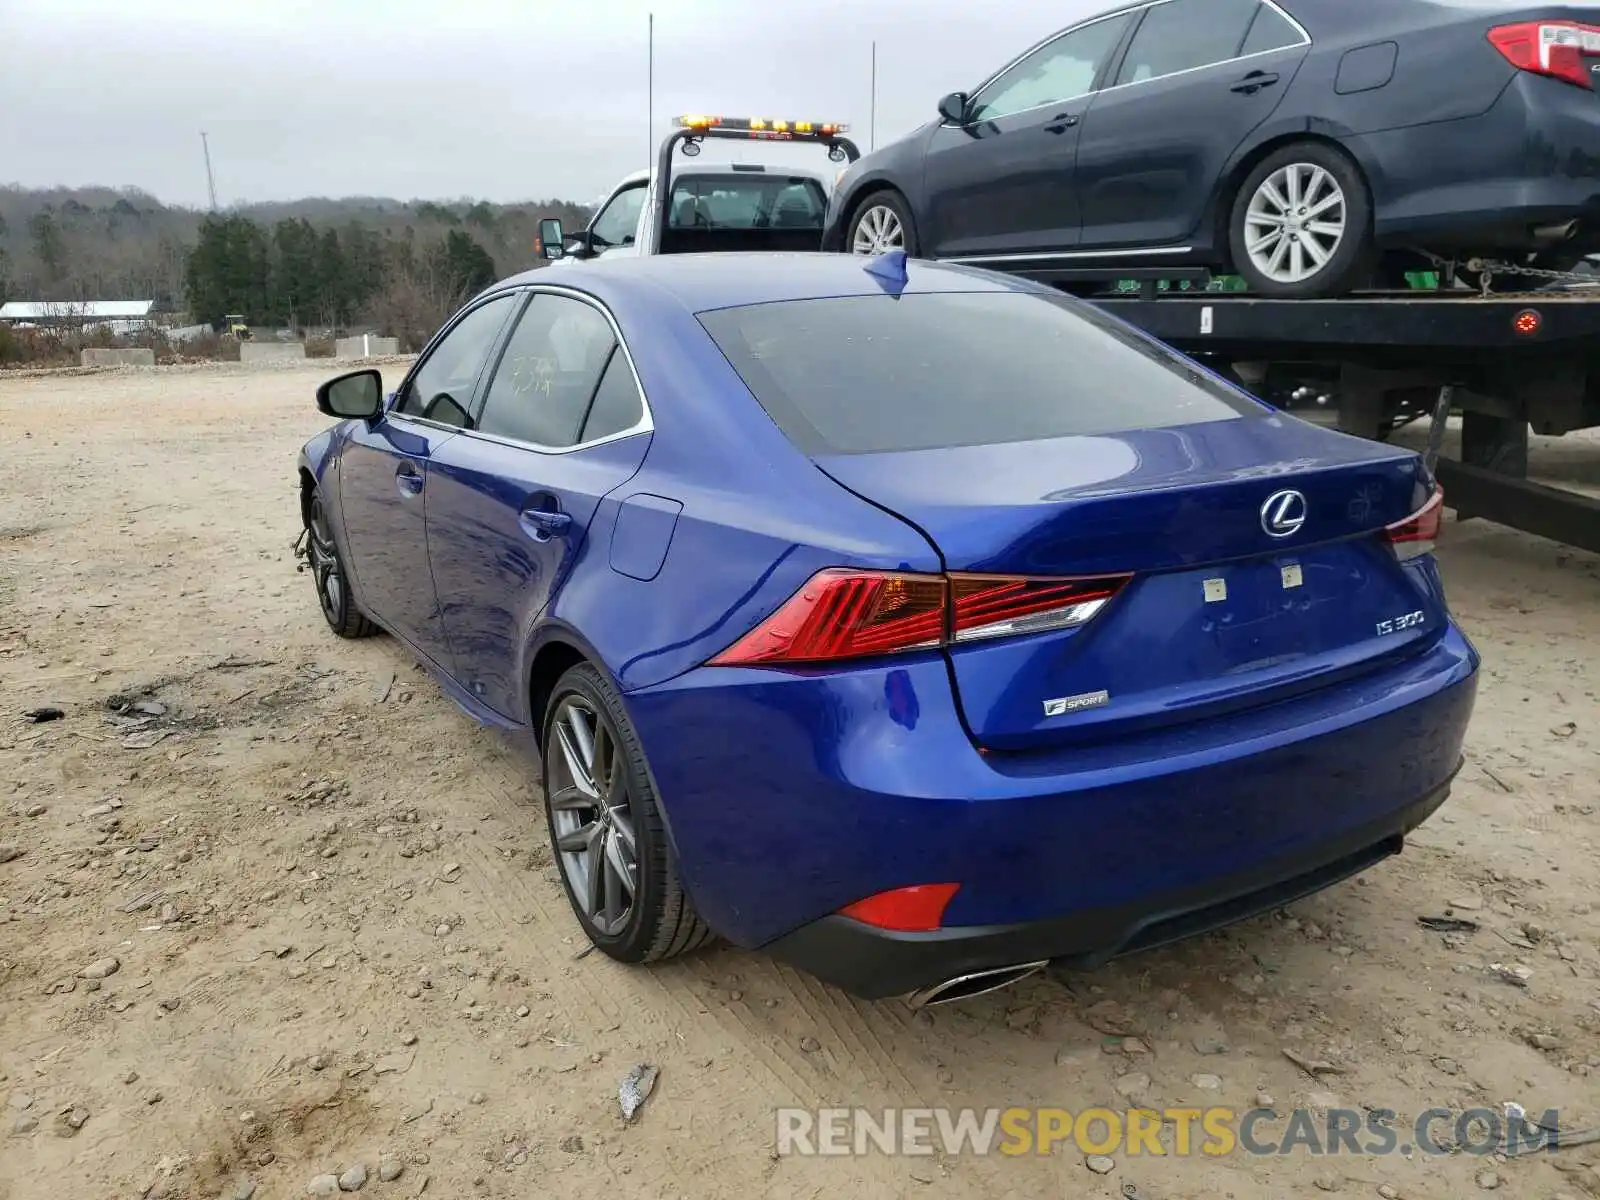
[1075,0,1310,249]
[426,290,652,722]
[337,292,518,666]
[921,10,1135,261]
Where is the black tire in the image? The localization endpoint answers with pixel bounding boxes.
[305,488,379,639]
[1229,142,1374,298]
[846,188,920,256]
[541,662,714,964]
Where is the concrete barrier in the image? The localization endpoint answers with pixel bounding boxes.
[80,347,155,367]
[336,335,400,359]
[239,342,307,363]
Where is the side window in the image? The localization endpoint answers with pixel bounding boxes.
[968,14,1132,122]
[1241,3,1305,56]
[590,185,646,248]
[1114,0,1263,86]
[396,294,517,425]
[579,350,645,442]
[477,294,617,448]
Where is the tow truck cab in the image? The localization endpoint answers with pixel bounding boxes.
[537,115,860,263]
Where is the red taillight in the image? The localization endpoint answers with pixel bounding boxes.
[708,568,1130,667]
[708,568,946,665]
[838,883,960,932]
[1384,485,1445,562]
[1489,21,1599,90]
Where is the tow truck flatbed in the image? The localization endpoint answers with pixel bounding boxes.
[1084,286,1600,555]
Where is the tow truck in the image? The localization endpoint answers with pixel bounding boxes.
[539,116,1599,556]
[536,115,860,263]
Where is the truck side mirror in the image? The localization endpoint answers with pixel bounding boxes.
[538,218,566,259]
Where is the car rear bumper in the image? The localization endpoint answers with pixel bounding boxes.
[761,771,1453,999]
[1357,74,1600,250]
[626,623,1479,965]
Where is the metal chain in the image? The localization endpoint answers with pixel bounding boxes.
[1415,249,1597,296]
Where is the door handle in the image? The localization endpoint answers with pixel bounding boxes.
[1230,71,1280,94]
[1043,113,1080,134]
[519,508,572,542]
[395,461,424,497]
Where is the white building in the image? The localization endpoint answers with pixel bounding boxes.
[0,300,156,331]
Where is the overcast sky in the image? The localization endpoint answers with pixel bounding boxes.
[0,0,1104,208]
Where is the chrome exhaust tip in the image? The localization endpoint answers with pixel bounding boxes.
[905,961,1049,1010]
[1533,219,1579,242]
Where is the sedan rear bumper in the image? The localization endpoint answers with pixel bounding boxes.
[626,623,1478,958]
[761,771,1453,999]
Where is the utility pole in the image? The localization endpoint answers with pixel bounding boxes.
[200,131,218,211]
[870,42,878,151]
[647,13,654,162]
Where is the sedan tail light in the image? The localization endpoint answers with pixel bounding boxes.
[1384,485,1445,562]
[708,568,1130,667]
[1489,21,1600,90]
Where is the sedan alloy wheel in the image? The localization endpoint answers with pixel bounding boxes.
[548,695,638,936]
[852,204,906,255]
[1244,163,1348,286]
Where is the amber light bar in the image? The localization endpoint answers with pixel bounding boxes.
[675,115,850,140]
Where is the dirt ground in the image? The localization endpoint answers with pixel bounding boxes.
[1,360,1597,1200]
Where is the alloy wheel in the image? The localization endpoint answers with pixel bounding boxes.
[306,496,344,622]
[548,696,638,936]
[1244,163,1347,285]
[852,205,905,254]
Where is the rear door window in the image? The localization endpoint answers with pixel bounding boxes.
[1240,3,1306,55]
[697,291,1261,456]
[1114,0,1263,85]
[476,294,618,448]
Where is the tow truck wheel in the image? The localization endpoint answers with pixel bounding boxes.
[1229,143,1374,299]
[847,190,918,256]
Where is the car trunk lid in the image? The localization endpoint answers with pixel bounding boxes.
[816,417,1444,751]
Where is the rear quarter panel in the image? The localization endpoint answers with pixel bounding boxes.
[541,291,941,695]
[1280,2,1519,137]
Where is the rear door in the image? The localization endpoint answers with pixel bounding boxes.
[697,289,1444,753]
[920,10,1135,261]
[426,289,651,720]
[1075,0,1311,249]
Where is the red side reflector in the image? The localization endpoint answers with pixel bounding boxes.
[1489,21,1598,90]
[1384,485,1445,561]
[838,883,960,933]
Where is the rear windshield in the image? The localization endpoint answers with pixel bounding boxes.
[668,175,827,231]
[696,291,1261,455]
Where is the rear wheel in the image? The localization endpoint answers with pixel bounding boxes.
[542,663,713,963]
[1229,143,1374,298]
[848,190,919,256]
[305,488,378,639]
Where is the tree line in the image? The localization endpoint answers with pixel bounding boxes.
[0,186,594,347]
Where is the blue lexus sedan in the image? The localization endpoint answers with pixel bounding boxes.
[297,252,1479,1005]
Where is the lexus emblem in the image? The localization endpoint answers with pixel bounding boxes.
[1261,489,1307,538]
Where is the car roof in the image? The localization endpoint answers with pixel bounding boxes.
[495,252,1041,312]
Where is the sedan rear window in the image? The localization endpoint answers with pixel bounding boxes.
[696,291,1261,456]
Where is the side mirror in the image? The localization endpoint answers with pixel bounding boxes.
[317,369,383,420]
[937,92,969,124]
[537,218,566,260]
